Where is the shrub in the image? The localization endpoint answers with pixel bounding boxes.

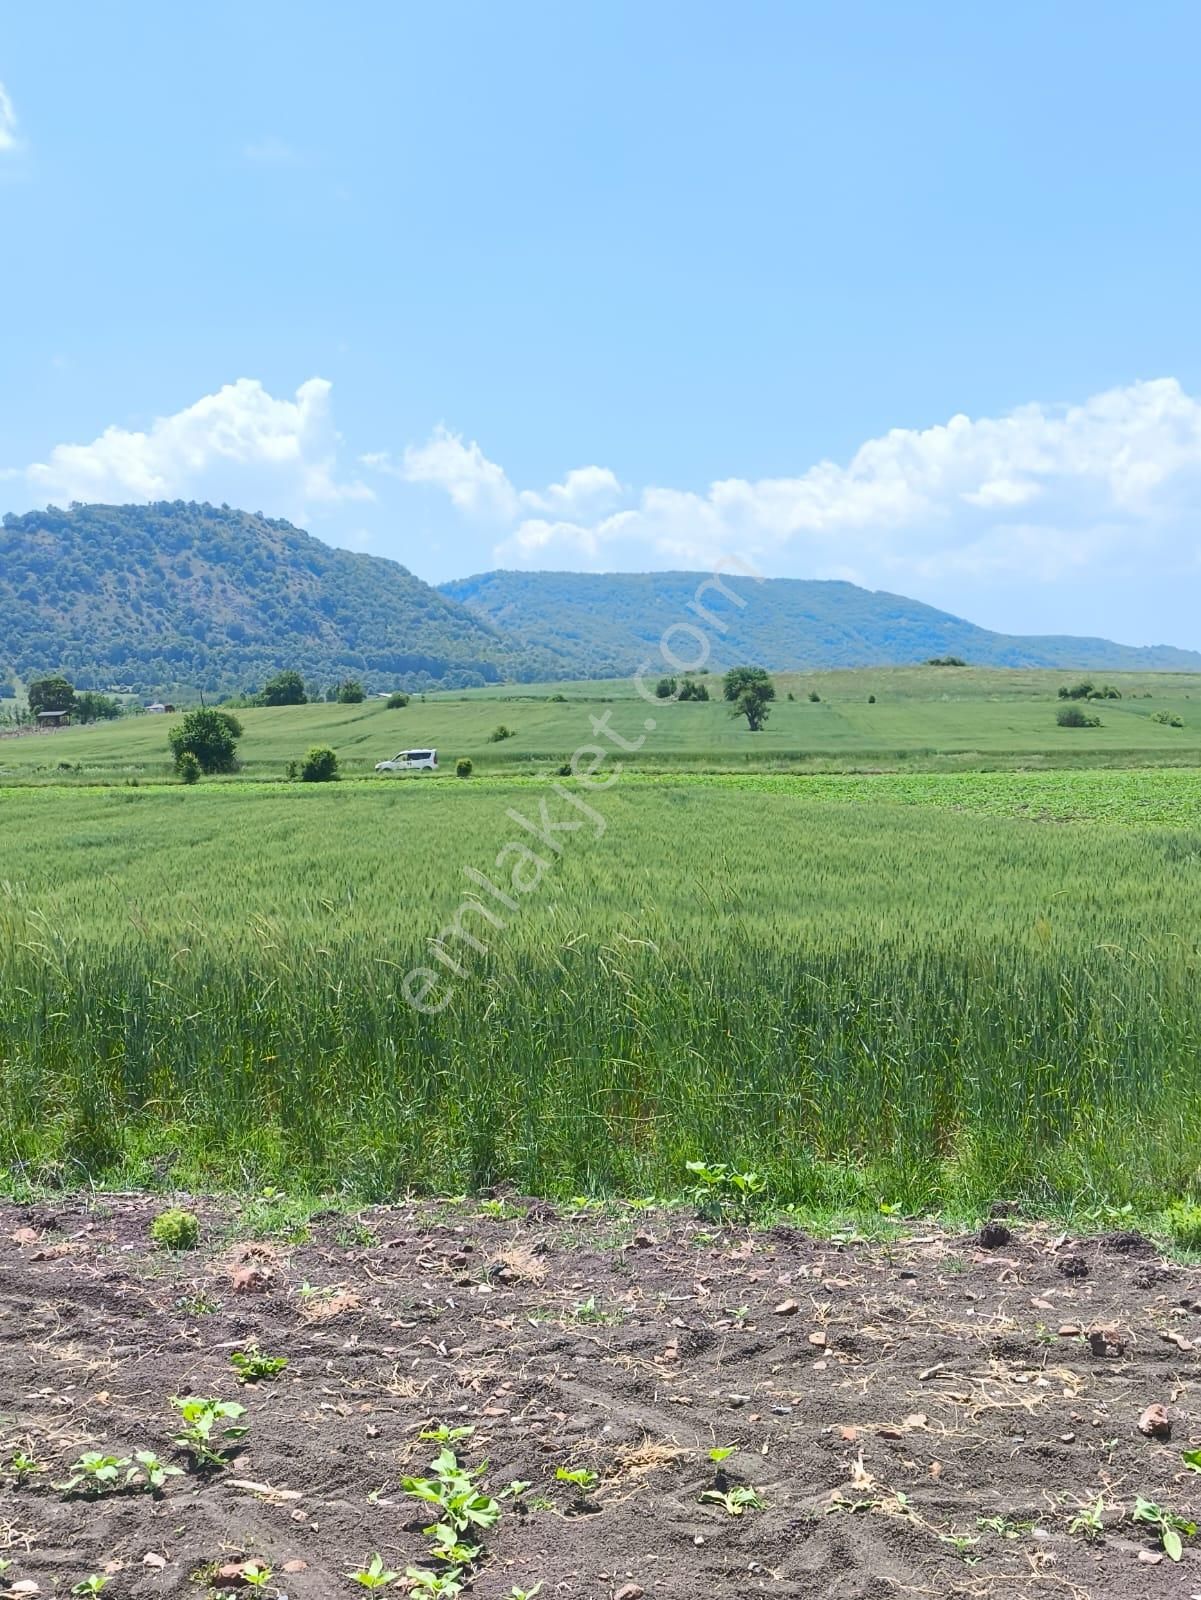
[1057,705,1101,728]
[547,692,567,702]
[677,678,710,701]
[299,746,339,782]
[1166,1202,1201,1252]
[260,670,307,706]
[336,679,366,704]
[925,655,966,667]
[455,757,474,778]
[168,709,243,774]
[808,690,821,702]
[150,1208,199,1251]
[1058,680,1095,701]
[386,692,410,710]
[867,693,876,703]
[1152,710,1184,727]
[654,676,677,699]
[177,751,202,785]
[488,724,515,742]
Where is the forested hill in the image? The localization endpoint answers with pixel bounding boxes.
[440,569,1201,677]
[0,502,559,696]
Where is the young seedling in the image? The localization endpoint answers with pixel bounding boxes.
[55,1451,132,1494]
[131,1449,184,1492]
[700,1485,766,1516]
[72,1579,109,1597]
[404,1567,464,1598]
[241,1562,272,1590]
[556,1465,598,1496]
[419,1424,475,1443]
[1183,1448,1201,1473]
[401,1446,502,1539]
[509,1586,543,1599]
[171,1395,248,1466]
[8,1450,44,1483]
[347,1555,400,1589]
[1069,1496,1105,1540]
[1132,1496,1196,1561]
[708,1446,736,1464]
[230,1349,289,1383]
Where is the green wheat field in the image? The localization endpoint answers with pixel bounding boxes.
[4,677,1201,1222]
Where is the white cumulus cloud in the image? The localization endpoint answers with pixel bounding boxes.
[388,378,1201,584]
[14,377,372,514]
[0,82,20,153]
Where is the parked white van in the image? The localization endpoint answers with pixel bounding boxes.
[375,748,438,773]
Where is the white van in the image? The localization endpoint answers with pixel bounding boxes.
[375,748,438,773]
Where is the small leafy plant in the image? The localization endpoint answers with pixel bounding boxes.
[8,1450,44,1483]
[241,1563,272,1591]
[1132,1496,1196,1561]
[131,1449,184,1492]
[405,1567,464,1598]
[700,1485,766,1516]
[72,1579,109,1597]
[55,1451,132,1494]
[171,1395,248,1466]
[1069,1496,1105,1540]
[348,1555,400,1589]
[230,1349,289,1383]
[685,1160,767,1220]
[149,1207,199,1250]
[419,1424,475,1444]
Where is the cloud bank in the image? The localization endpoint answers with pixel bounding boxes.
[379,378,1201,587]
[11,378,371,515]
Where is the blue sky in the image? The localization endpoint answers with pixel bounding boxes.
[3,2,1201,646]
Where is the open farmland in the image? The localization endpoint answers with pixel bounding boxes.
[5,666,1201,780]
[3,771,1201,1222]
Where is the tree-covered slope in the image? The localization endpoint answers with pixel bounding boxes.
[0,502,557,695]
[440,569,1201,676]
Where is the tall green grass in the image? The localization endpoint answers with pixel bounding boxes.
[2,778,1200,1213]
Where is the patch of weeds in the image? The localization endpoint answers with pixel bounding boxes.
[234,1191,315,1243]
[1132,1496,1196,1561]
[230,1349,288,1383]
[336,1219,379,1248]
[1165,1202,1201,1252]
[977,1514,1036,1538]
[175,1289,221,1316]
[171,1396,248,1467]
[149,1207,199,1250]
[686,1160,768,1222]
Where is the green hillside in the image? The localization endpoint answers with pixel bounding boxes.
[4,664,1201,780]
[0,501,558,696]
[441,568,1201,677]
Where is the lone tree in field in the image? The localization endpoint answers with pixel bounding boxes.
[260,670,307,706]
[168,708,243,774]
[28,675,76,716]
[723,665,776,732]
[336,678,366,704]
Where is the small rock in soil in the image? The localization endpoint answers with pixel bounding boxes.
[1138,1403,1171,1439]
[1057,1254,1089,1279]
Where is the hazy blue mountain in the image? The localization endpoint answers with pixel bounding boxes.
[440,568,1201,676]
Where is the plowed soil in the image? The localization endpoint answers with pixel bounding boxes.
[3,1196,1201,1599]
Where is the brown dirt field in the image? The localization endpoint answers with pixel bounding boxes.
[3,1197,1201,1599]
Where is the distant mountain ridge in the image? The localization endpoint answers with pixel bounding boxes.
[0,502,559,695]
[1,501,1197,697]
[440,569,1201,676]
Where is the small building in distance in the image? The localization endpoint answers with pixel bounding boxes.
[36,709,71,729]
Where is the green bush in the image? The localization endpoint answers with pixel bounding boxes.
[455,757,473,778]
[177,751,202,785]
[168,709,243,774]
[150,1208,199,1251]
[868,693,876,703]
[488,724,515,742]
[547,692,567,702]
[336,679,366,704]
[654,676,677,699]
[1057,705,1101,728]
[677,678,710,701]
[1152,710,1184,727]
[260,670,307,706]
[808,690,821,702]
[299,746,339,783]
[1166,1202,1201,1251]
[925,655,966,667]
[386,692,410,709]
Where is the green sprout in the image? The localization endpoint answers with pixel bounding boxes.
[348,1555,400,1589]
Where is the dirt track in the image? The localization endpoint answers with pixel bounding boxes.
[3,1196,1201,1599]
